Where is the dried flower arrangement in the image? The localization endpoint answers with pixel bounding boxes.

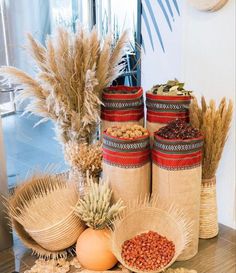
[0,26,129,145]
[189,96,233,179]
[189,96,233,239]
[64,141,103,179]
[75,176,125,271]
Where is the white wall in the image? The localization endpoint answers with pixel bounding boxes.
[141,0,235,228]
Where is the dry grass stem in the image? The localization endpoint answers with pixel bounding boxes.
[189,96,233,179]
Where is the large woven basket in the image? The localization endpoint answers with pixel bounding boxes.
[199,176,219,239]
[111,199,191,273]
[8,173,85,252]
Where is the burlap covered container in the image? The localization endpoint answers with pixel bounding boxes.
[102,130,151,204]
[199,176,219,239]
[152,134,203,261]
[101,86,144,133]
[146,94,191,144]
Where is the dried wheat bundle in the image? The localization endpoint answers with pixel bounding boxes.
[64,141,102,178]
[0,26,129,145]
[189,97,233,179]
[74,176,125,230]
[111,196,192,273]
[7,172,85,252]
[165,268,197,273]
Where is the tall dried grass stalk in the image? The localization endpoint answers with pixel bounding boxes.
[0,26,129,145]
[189,97,233,179]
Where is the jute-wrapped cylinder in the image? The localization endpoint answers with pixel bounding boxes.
[199,176,219,239]
[103,131,150,204]
[146,94,191,144]
[101,86,144,133]
[152,134,203,261]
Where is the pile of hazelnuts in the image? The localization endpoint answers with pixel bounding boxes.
[106,125,148,139]
[121,231,175,271]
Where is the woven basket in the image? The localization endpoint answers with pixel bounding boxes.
[199,176,219,239]
[111,200,191,273]
[8,173,85,252]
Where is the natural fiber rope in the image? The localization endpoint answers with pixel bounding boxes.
[199,176,219,239]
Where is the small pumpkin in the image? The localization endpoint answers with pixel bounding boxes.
[75,176,125,271]
[76,228,117,270]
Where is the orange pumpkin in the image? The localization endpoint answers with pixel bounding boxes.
[76,228,118,270]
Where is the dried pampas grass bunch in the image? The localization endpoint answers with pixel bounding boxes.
[0,26,129,145]
[189,97,233,179]
[64,141,102,178]
[74,176,125,230]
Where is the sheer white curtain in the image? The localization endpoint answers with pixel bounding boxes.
[2,0,51,74]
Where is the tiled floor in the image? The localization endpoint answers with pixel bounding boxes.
[0,224,235,273]
[2,112,67,188]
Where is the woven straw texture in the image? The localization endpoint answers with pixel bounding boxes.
[103,162,150,205]
[152,165,201,261]
[111,199,192,273]
[199,176,219,239]
[8,173,85,253]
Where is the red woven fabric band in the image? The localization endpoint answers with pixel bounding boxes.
[101,109,144,122]
[147,111,189,123]
[103,86,143,100]
[103,147,150,167]
[152,135,203,170]
[152,150,202,169]
[146,93,191,102]
[103,131,150,167]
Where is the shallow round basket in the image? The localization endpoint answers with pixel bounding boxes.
[9,173,85,252]
[112,207,188,273]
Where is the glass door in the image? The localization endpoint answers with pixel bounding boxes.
[0,2,15,116]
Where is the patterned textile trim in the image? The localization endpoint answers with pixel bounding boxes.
[102,97,144,110]
[101,108,144,122]
[153,138,203,154]
[103,134,150,153]
[103,85,143,100]
[146,101,190,111]
[152,149,202,170]
[152,135,203,169]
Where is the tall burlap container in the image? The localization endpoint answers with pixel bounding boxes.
[102,130,150,204]
[146,93,191,144]
[152,134,203,261]
[199,176,219,239]
[101,86,144,133]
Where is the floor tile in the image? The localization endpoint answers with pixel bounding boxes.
[2,113,67,188]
